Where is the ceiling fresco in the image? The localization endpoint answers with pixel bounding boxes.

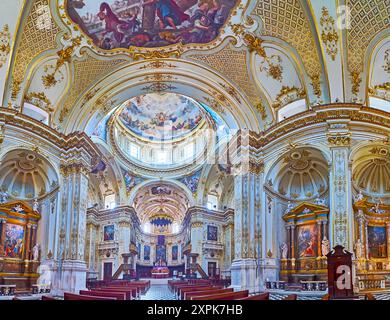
[66,0,238,50]
[118,93,204,141]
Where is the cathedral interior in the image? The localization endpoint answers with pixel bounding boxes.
[0,0,389,301]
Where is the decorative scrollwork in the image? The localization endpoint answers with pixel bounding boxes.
[0,24,10,69]
[320,7,339,61]
[42,36,82,88]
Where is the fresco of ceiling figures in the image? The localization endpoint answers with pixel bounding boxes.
[64,0,239,51]
[118,93,204,141]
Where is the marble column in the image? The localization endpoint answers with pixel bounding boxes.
[317,221,323,257]
[230,157,264,293]
[364,222,369,259]
[328,124,354,251]
[290,225,296,268]
[55,162,90,294]
[0,218,6,256]
[386,223,390,259]
[24,224,32,261]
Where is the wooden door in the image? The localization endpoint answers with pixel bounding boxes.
[103,262,113,281]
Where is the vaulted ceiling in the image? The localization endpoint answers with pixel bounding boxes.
[0,0,388,135]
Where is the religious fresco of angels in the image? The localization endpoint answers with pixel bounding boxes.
[66,0,238,50]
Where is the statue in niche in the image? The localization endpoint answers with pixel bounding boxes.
[354,190,364,202]
[32,244,40,261]
[280,242,288,259]
[285,201,294,214]
[354,239,363,259]
[0,190,9,204]
[321,237,330,257]
[314,194,326,206]
[33,199,39,212]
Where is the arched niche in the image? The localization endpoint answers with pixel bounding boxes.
[0,149,60,267]
[351,144,390,203]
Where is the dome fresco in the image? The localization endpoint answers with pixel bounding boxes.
[118,93,205,141]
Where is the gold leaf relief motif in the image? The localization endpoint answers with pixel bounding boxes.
[0,24,10,69]
[42,36,82,89]
[252,0,322,79]
[383,49,390,74]
[320,7,339,61]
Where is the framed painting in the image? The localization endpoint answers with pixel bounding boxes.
[103,224,115,241]
[144,245,150,260]
[4,223,24,258]
[297,224,318,258]
[156,244,166,261]
[172,245,178,261]
[207,225,218,241]
[65,0,239,50]
[368,226,387,258]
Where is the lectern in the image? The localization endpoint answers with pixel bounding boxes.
[326,245,356,299]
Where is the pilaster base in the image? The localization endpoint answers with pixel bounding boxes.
[259,258,279,291]
[53,260,87,295]
[230,259,260,293]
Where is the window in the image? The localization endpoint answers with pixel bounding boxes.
[183,142,194,159]
[155,149,170,164]
[207,194,218,210]
[104,194,116,209]
[129,143,139,158]
[143,222,151,233]
[278,99,307,122]
[172,222,180,233]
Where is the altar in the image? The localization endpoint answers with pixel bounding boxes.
[151,266,170,278]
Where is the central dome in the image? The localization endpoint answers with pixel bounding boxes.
[118,93,205,142]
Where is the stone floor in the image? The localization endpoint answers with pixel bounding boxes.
[139,281,390,300]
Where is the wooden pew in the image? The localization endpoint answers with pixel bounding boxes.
[79,290,127,300]
[321,294,330,300]
[64,292,117,300]
[176,285,216,298]
[96,287,138,299]
[185,288,234,300]
[282,294,298,300]
[237,292,270,300]
[191,290,249,300]
[41,295,57,300]
[174,283,209,295]
[169,280,188,291]
[179,286,223,300]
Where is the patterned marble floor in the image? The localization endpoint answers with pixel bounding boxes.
[139,285,390,300]
[141,284,177,300]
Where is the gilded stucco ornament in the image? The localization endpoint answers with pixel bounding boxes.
[42,36,82,88]
[0,24,10,69]
[368,82,390,102]
[231,23,283,82]
[320,7,339,61]
[24,92,54,112]
[350,71,362,96]
[272,86,306,109]
[383,49,390,74]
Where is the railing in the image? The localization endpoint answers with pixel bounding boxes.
[358,277,386,291]
[195,263,209,279]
